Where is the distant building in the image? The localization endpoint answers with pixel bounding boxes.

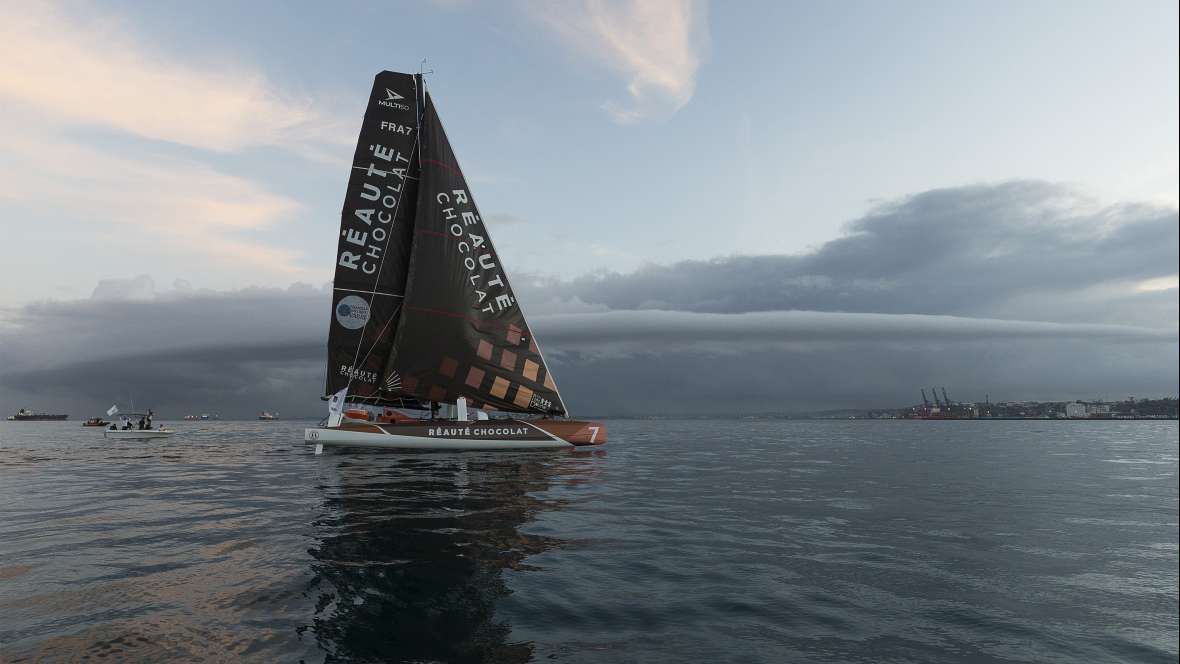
[1065,402,1087,418]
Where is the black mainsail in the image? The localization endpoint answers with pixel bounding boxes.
[325,71,421,401]
[383,91,567,415]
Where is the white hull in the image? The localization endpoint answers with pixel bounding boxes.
[104,429,174,440]
[304,427,573,450]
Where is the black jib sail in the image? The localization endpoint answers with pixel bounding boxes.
[324,71,421,401]
[384,91,567,415]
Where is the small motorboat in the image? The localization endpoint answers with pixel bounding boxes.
[83,418,110,427]
[104,410,170,440]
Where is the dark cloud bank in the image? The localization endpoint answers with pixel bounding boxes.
[1,182,1175,417]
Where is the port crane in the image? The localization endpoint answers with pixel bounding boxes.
[920,389,930,409]
[941,387,952,408]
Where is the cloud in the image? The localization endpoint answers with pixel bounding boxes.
[0,123,308,275]
[486,214,529,226]
[1137,275,1180,293]
[7,287,1167,372]
[0,285,326,372]
[1,340,322,418]
[0,3,334,282]
[92,275,157,301]
[0,4,344,153]
[558,341,1178,415]
[535,310,1176,354]
[1,181,1175,416]
[529,0,708,123]
[536,181,1179,327]
[1,285,1174,417]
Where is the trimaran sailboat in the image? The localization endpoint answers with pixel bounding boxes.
[304,70,606,450]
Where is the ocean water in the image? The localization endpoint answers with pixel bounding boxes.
[0,419,1176,663]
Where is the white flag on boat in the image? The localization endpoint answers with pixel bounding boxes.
[106,404,119,416]
[327,388,347,428]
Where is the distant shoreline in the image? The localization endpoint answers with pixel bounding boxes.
[564,415,1180,421]
[3,415,1175,422]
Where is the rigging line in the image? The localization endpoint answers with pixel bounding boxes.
[332,287,404,298]
[344,75,423,392]
[353,301,403,372]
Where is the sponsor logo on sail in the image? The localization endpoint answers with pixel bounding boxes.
[380,88,411,111]
[335,295,371,330]
[435,189,517,315]
[338,364,378,384]
[337,139,411,277]
[379,121,414,135]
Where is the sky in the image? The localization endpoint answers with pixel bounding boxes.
[0,0,1176,417]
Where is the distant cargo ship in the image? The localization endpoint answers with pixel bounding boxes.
[8,409,68,421]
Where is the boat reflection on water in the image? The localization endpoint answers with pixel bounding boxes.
[302,450,598,662]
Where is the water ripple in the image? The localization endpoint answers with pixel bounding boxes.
[0,419,1176,662]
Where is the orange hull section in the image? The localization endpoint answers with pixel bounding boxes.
[318,418,606,447]
[530,420,607,445]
